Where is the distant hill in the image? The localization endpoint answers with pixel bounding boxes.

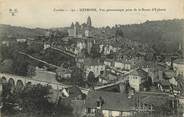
[120,19,184,41]
[0,24,69,42]
[0,19,183,53]
[0,24,48,40]
[118,19,184,53]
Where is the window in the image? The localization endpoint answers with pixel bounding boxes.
[87,108,91,113]
[97,101,101,107]
[96,97,104,109]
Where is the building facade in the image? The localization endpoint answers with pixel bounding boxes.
[173,59,184,77]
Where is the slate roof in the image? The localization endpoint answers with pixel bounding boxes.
[68,86,83,99]
[160,79,170,86]
[85,91,135,111]
[56,67,71,74]
[164,70,175,79]
[136,92,174,107]
[84,58,104,66]
[130,68,148,78]
[142,96,169,107]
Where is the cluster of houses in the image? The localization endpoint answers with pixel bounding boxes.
[1,17,184,117]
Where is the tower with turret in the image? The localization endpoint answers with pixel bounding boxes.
[87,16,92,28]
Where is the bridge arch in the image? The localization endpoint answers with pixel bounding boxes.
[1,76,7,84]
[16,80,24,91]
[8,78,15,92]
[8,78,15,86]
[0,73,88,94]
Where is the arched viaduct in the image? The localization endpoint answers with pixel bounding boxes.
[0,73,89,94]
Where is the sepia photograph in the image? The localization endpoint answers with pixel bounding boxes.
[0,0,184,117]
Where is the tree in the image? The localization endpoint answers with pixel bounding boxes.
[87,71,96,87]
[2,83,12,98]
[125,80,130,94]
[2,82,75,117]
[2,83,55,116]
[147,76,152,86]
[0,45,14,60]
[2,82,21,115]
[71,67,84,86]
[0,47,2,62]
[142,76,152,91]
[19,84,53,114]
[90,44,100,58]
[0,59,14,73]
[27,65,36,77]
[115,28,124,38]
[12,54,29,76]
[27,42,43,54]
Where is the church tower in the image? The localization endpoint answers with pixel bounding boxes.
[178,39,184,58]
[87,16,92,27]
[182,38,184,58]
[71,22,74,28]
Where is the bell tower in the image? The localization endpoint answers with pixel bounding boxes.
[87,16,92,28]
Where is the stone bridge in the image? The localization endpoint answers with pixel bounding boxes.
[0,73,89,94]
[0,67,137,94]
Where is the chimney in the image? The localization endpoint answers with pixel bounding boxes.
[119,82,126,93]
[128,89,135,99]
[171,57,174,70]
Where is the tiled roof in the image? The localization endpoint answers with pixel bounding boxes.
[104,58,114,62]
[164,70,175,78]
[84,58,103,66]
[160,79,170,86]
[130,69,148,78]
[115,59,133,64]
[68,86,83,99]
[142,96,169,107]
[136,92,174,107]
[85,91,135,111]
[56,67,71,73]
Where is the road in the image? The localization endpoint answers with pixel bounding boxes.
[94,67,139,90]
[18,51,59,68]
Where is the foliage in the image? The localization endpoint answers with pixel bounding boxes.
[1,82,76,117]
[0,45,15,60]
[19,84,53,114]
[90,44,101,58]
[115,28,124,38]
[71,67,85,87]
[142,76,152,91]
[118,19,184,53]
[12,54,29,76]
[2,84,54,116]
[27,65,36,77]
[125,80,130,94]
[2,83,12,98]
[87,71,97,87]
[2,83,20,114]
[0,59,14,73]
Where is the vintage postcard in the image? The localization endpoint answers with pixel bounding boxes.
[0,0,184,117]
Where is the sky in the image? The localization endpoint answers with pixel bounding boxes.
[0,0,184,28]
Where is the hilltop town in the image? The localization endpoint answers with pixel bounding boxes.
[0,17,184,117]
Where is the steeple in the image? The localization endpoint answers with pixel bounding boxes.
[178,40,184,58]
[87,16,92,27]
[71,22,74,28]
[75,22,80,28]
